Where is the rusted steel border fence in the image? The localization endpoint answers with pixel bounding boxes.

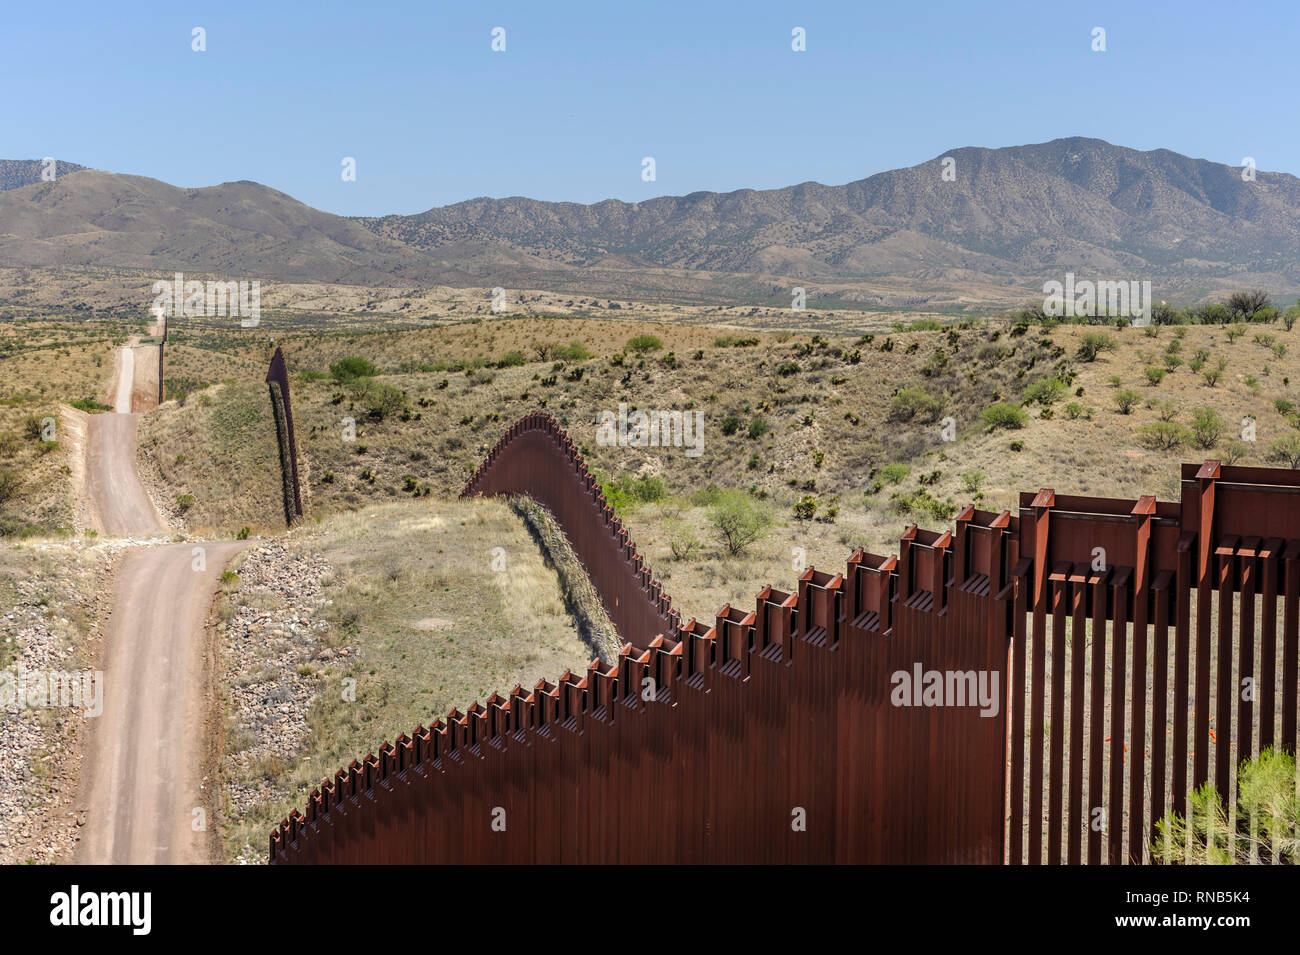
[268,415,1300,865]
[265,347,303,526]
[1008,463,1300,864]
[462,412,679,650]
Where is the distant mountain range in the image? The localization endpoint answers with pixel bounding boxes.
[0,159,86,191]
[3,138,1299,307]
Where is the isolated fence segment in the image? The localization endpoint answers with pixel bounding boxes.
[271,417,1300,865]
[265,347,303,525]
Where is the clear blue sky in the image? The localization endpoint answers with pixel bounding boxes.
[4,0,1296,216]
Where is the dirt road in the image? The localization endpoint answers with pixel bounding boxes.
[86,413,165,536]
[77,541,247,864]
[85,342,165,536]
[112,345,135,413]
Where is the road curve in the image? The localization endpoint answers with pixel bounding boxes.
[77,541,248,864]
[86,342,165,536]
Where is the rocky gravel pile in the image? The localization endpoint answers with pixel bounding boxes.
[0,584,81,862]
[0,540,128,864]
[219,537,343,864]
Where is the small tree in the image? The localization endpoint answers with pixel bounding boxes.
[1202,356,1228,387]
[889,386,944,423]
[1220,439,1248,465]
[1269,434,1300,468]
[707,490,772,557]
[666,519,702,561]
[1283,300,1300,332]
[1190,407,1225,450]
[1227,289,1275,322]
[1138,421,1190,451]
[1076,332,1117,362]
[1114,389,1141,414]
[880,462,909,485]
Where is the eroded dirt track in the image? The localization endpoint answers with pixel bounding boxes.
[75,339,242,864]
[85,413,165,536]
[85,340,165,536]
[76,541,247,864]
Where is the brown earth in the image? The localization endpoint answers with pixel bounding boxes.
[76,540,248,864]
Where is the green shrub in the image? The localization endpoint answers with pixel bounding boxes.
[793,495,818,520]
[1138,421,1191,451]
[1190,407,1225,450]
[747,417,769,440]
[1202,357,1228,387]
[890,489,957,523]
[1023,377,1066,406]
[666,519,702,561]
[1268,434,1300,468]
[626,334,663,353]
[880,462,909,485]
[1114,389,1141,414]
[1076,332,1117,362]
[890,387,945,423]
[1152,748,1298,864]
[1143,366,1166,386]
[601,473,668,512]
[982,402,1028,430]
[721,415,740,436]
[330,357,379,381]
[1220,440,1249,465]
[70,397,113,412]
[176,493,195,514]
[351,379,408,419]
[551,340,594,361]
[707,490,773,556]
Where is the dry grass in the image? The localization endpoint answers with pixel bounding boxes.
[137,379,282,535]
[0,321,124,536]
[137,316,1300,615]
[219,496,598,858]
